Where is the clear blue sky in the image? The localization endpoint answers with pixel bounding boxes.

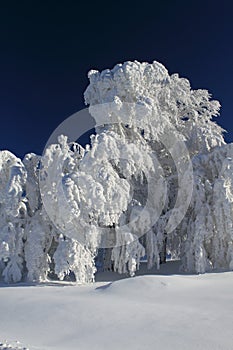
[0,1,232,157]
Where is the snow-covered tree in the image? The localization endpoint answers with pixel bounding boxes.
[0,60,233,284]
[40,136,96,282]
[0,151,27,282]
[180,143,233,272]
[39,132,157,277]
[83,60,227,274]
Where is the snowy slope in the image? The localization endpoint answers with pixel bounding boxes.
[0,262,233,350]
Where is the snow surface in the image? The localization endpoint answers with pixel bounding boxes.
[0,261,233,350]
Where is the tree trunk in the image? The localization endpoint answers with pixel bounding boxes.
[160,233,167,264]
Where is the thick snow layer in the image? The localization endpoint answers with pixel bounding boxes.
[0,262,233,350]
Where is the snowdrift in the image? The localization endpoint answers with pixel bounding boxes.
[0,267,233,350]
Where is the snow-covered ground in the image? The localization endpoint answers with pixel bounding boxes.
[0,261,233,350]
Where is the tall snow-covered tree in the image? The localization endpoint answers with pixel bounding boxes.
[83,60,227,274]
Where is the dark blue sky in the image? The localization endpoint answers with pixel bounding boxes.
[0,1,233,158]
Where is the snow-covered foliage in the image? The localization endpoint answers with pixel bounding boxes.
[53,235,96,283]
[85,60,225,155]
[111,228,145,276]
[0,60,233,283]
[180,143,233,272]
